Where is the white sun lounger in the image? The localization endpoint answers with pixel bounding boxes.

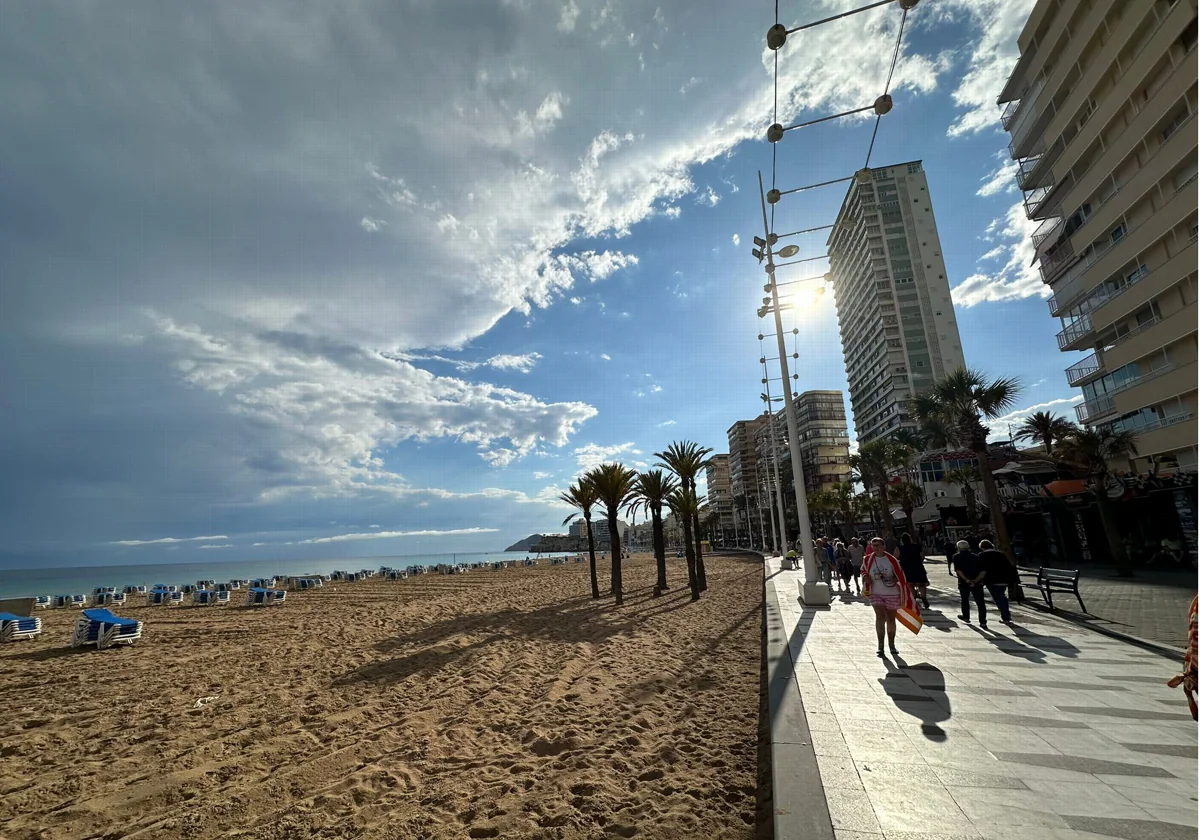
[0,612,43,642]
[71,608,143,650]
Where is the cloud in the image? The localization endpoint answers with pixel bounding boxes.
[111,535,229,547]
[695,186,720,207]
[976,154,1018,197]
[986,396,1083,440]
[360,216,386,232]
[573,442,642,471]
[950,201,1044,307]
[658,420,676,427]
[533,471,553,479]
[679,76,701,96]
[558,0,580,33]
[300,526,500,545]
[197,543,234,549]
[732,233,740,247]
[484,352,543,373]
[941,0,1040,137]
[600,353,612,361]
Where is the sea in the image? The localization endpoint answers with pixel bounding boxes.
[0,551,577,598]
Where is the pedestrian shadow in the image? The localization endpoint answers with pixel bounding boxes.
[965,624,1048,663]
[1009,623,1081,658]
[882,656,950,741]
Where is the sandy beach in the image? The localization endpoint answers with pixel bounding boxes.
[0,552,765,840]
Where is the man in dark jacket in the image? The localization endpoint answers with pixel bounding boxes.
[978,539,1013,624]
[952,539,988,628]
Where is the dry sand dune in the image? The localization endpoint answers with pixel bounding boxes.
[0,553,766,840]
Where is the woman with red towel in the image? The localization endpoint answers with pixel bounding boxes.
[862,536,919,657]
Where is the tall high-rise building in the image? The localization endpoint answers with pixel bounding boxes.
[703,454,736,537]
[756,391,853,494]
[998,0,1197,472]
[727,417,768,536]
[826,161,967,444]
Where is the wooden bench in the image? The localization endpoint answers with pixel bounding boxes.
[1016,565,1087,613]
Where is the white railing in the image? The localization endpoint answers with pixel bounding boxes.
[1076,393,1116,423]
[1065,353,1100,386]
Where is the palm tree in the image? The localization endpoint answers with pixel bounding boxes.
[807,490,838,538]
[585,462,638,604]
[891,427,927,453]
[943,465,982,531]
[1014,411,1075,455]
[854,491,879,534]
[627,469,678,594]
[854,438,911,538]
[655,441,713,591]
[666,485,702,601]
[890,480,925,537]
[1056,427,1139,576]
[829,481,856,541]
[559,479,601,599]
[912,367,1021,560]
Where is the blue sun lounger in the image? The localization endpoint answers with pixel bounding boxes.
[193,589,227,606]
[69,594,87,608]
[71,608,143,649]
[33,595,51,609]
[0,612,43,642]
[247,587,286,606]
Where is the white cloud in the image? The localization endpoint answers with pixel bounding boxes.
[558,0,580,33]
[986,396,1083,440]
[977,246,1006,261]
[197,543,234,549]
[679,76,701,96]
[485,352,543,373]
[573,442,642,470]
[657,419,676,427]
[600,353,611,360]
[360,216,386,232]
[976,154,1017,197]
[662,206,681,218]
[533,471,553,479]
[534,91,568,132]
[301,526,500,545]
[154,315,597,491]
[950,201,1044,307]
[732,233,741,247]
[111,534,229,546]
[941,0,1039,138]
[695,186,719,207]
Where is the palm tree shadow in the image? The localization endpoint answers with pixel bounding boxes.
[883,656,951,741]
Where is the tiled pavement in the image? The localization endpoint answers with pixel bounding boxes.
[765,554,1198,840]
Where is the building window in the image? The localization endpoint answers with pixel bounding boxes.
[1111,223,1126,243]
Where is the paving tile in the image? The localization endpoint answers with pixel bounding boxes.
[881,832,983,840]
[1063,815,1197,840]
[1033,780,1154,820]
[1119,741,1198,758]
[953,712,1089,729]
[947,788,1070,829]
[991,751,1176,777]
[862,777,973,834]
[834,831,883,840]
[825,786,883,834]
[929,767,1029,789]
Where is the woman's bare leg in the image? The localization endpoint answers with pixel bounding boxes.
[886,611,897,649]
[873,605,887,651]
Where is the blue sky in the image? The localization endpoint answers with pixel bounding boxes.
[0,0,1086,568]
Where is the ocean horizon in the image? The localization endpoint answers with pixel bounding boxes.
[0,549,578,598]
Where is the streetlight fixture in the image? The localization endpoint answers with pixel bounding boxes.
[754,171,829,606]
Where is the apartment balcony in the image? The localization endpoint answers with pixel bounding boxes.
[1130,413,1197,458]
[1023,181,1056,219]
[1076,393,1117,424]
[1031,215,1064,250]
[1065,353,1101,387]
[1000,97,1022,130]
[1056,314,1094,351]
[1114,361,1199,417]
[1039,239,1078,286]
[1105,300,1199,371]
[1015,153,1047,190]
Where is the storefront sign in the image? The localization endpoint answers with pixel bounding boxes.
[1174,490,1198,557]
[1073,510,1092,562]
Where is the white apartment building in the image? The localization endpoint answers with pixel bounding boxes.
[703,454,736,537]
[755,391,853,495]
[826,161,967,444]
[998,0,1198,472]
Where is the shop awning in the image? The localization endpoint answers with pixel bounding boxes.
[1042,479,1087,497]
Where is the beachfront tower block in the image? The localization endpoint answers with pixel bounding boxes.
[827,161,967,444]
[998,0,1198,473]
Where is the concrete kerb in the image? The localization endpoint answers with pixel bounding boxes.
[762,555,835,840]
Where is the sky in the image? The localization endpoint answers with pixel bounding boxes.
[0,0,1087,568]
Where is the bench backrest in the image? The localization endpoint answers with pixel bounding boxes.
[1040,567,1080,581]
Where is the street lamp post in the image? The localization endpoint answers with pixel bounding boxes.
[761,385,790,557]
[754,171,830,606]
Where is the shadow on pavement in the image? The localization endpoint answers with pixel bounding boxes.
[882,655,950,741]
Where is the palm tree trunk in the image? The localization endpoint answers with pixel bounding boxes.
[689,477,707,591]
[1096,496,1133,576]
[586,516,599,599]
[972,444,1014,562]
[682,517,700,601]
[878,484,895,538]
[652,506,668,592]
[608,510,623,604]
[963,486,979,531]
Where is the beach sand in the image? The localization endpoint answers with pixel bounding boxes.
[0,552,766,840]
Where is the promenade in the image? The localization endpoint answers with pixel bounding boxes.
[765,552,1198,840]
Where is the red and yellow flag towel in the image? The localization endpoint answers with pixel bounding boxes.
[862,549,923,634]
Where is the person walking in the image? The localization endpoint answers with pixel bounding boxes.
[977,539,1013,624]
[952,539,988,628]
[1167,595,1198,720]
[897,533,930,609]
[834,540,853,594]
[847,537,865,595]
[862,536,916,657]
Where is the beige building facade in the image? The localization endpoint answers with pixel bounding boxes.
[999,0,1198,472]
[703,454,736,536]
[756,391,853,495]
[827,161,967,444]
